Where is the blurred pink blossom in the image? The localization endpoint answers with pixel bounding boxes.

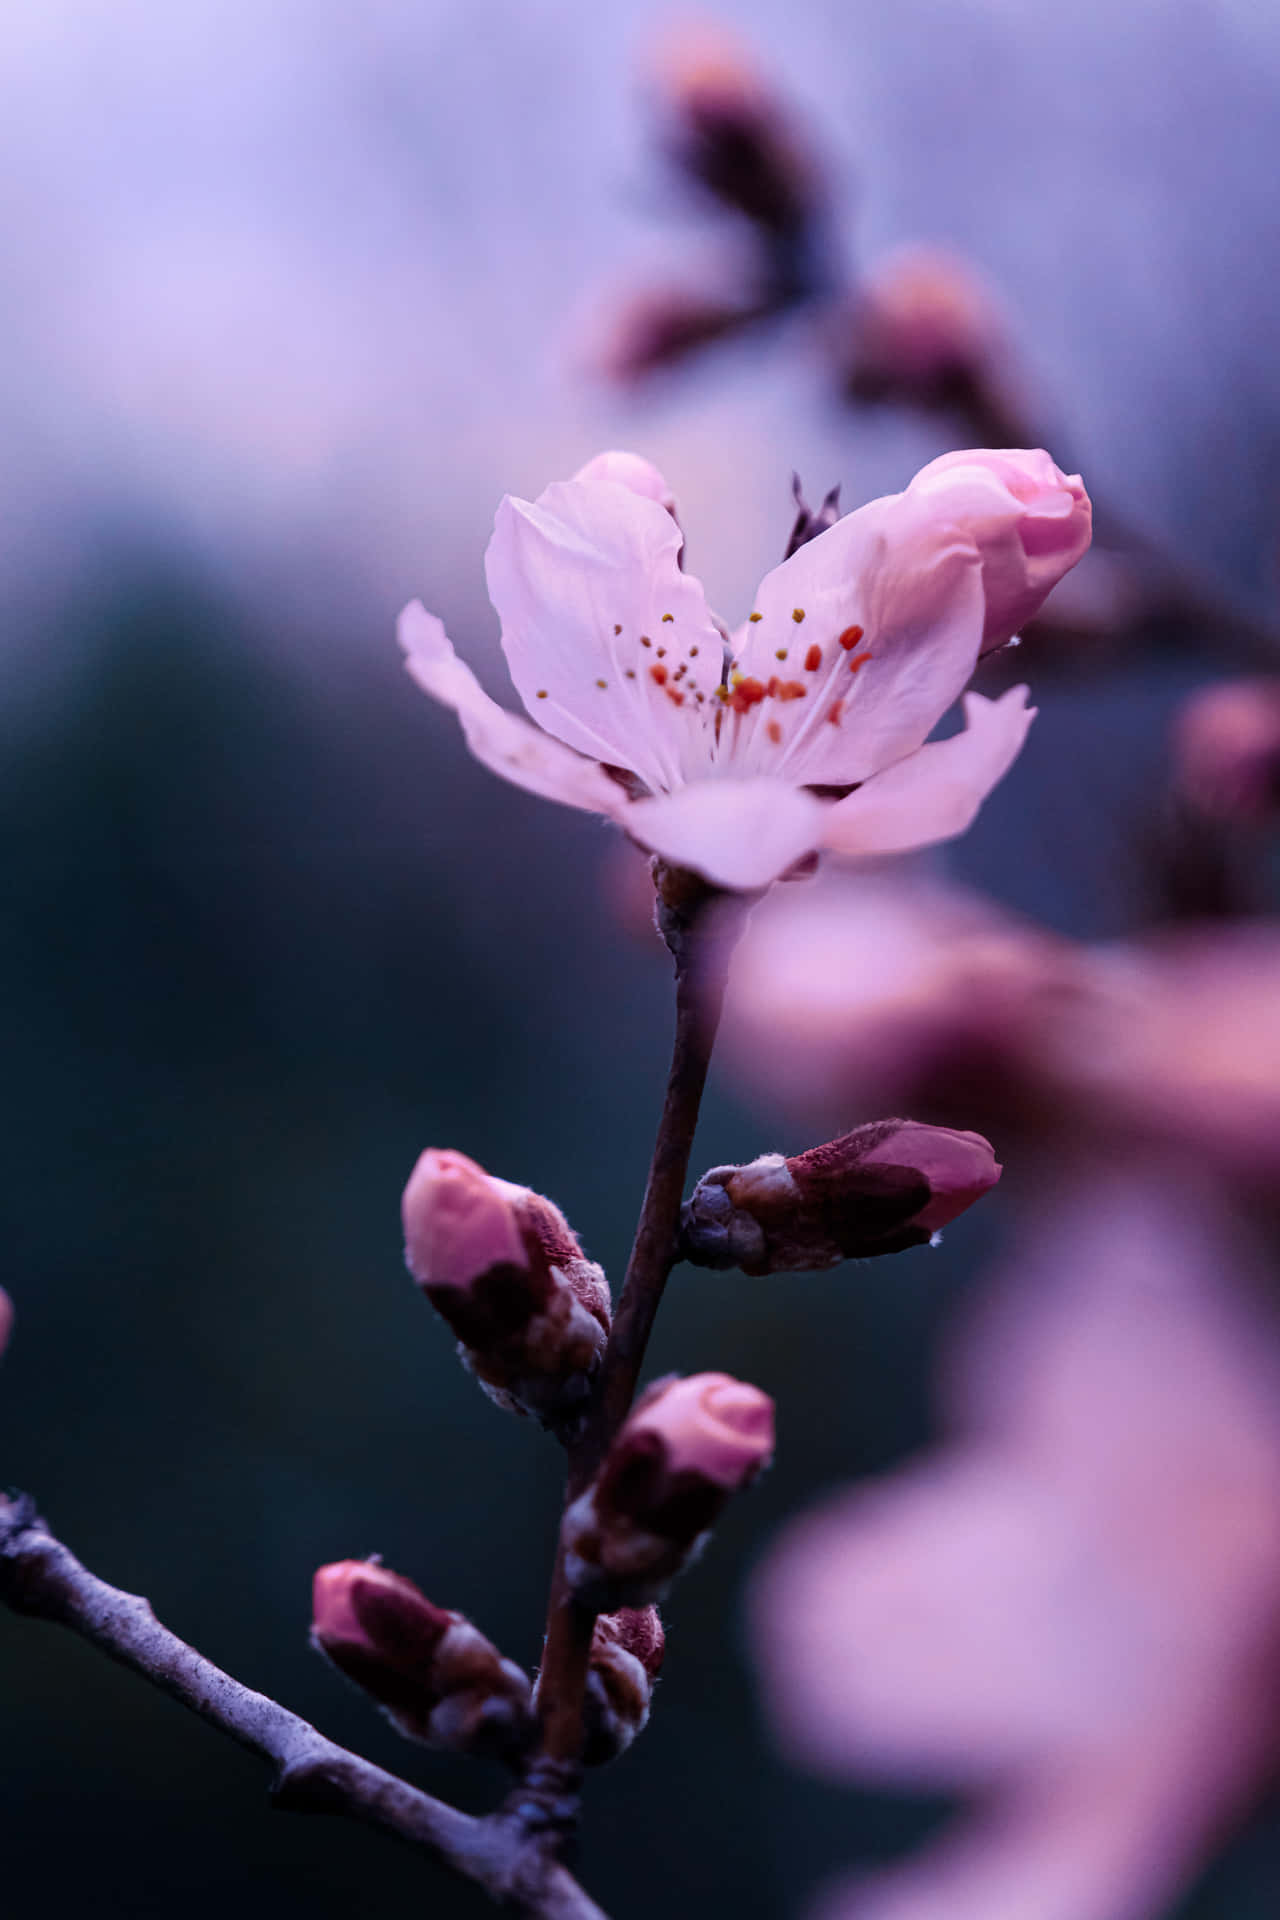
[724,875,1280,1184]
[752,1176,1280,1920]
[399,448,1090,890]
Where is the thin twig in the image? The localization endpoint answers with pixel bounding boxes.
[0,1494,607,1920]
[527,873,742,1804]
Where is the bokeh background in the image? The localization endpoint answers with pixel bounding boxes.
[2,2,1279,1915]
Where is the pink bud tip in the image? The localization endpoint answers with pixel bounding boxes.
[401,1148,525,1293]
[311,1560,453,1663]
[0,1288,11,1359]
[630,1372,775,1487]
[572,450,675,511]
[861,1121,1001,1234]
[649,21,771,119]
[909,447,1092,650]
[600,1605,667,1677]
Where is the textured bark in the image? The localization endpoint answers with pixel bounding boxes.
[0,1495,607,1920]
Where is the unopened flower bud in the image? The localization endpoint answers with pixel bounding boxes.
[583,1607,666,1764]
[682,1120,1001,1274]
[402,1149,611,1423]
[311,1560,533,1760]
[649,24,820,234]
[0,1288,11,1359]
[562,1373,774,1608]
[908,448,1092,652]
[842,247,1009,407]
[1173,679,1280,827]
[572,450,677,515]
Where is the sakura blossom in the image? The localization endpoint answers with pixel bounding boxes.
[399,447,1090,890]
[751,1176,1280,1920]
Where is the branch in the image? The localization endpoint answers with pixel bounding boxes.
[0,1495,607,1920]
[529,873,742,1796]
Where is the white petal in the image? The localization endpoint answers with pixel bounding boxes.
[397,602,629,817]
[484,477,723,793]
[723,488,986,787]
[820,687,1034,858]
[624,777,828,890]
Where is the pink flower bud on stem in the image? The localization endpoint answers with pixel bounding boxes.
[681,1119,1001,1274]
[648,24,822,240]
[561,1374,775,1609]
[838,247,1028,448]
[0,1288,12,1360]
[311,1560,534,1762]
[582,1607,666,1765]
[402,1149,611,1427]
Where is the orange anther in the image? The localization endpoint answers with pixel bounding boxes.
[804,643,822,672]
[838,624,864,651]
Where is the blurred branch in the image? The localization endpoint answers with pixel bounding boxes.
[0,1494,607,1920]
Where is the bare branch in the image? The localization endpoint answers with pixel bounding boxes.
[0,1495,607,1920]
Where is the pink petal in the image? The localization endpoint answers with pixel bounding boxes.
[753,1461,1134,1785]
[824,1733,1269,1920]
[726,485,987,787]
[820,687,1034,858]
[397,602,629,817]
[571,449,676,511]
[623,776,828,889]
[484,476,724,794]
[908,449,1092,651]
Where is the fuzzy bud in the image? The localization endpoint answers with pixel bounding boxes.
[562,1373,775,1608]
[1172,679,1280,827]
[402,1149,611,1423]
[649,24,820,234]
[311,1560,533,1760]
[681,1120,1001,1274]
[582,1607,666,1764]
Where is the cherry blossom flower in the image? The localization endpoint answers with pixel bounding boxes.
[399,448,1090,891]
[751,1175,1280,1920]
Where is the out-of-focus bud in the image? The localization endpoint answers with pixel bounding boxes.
[1172,679,1280,827]
[311,1559,534,1761]
[648,24,820,235]
[592,285,760,383]
[536,1605,666,1766]
[562,1373,774,1608]
[682,1120,1001,1273]
[402,1149,611,1425]
[842,247,1009,408]
[908,448,1092,652]
[0,1288,11,1359]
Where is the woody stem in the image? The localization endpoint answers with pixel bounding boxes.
[524,874,742,1816]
